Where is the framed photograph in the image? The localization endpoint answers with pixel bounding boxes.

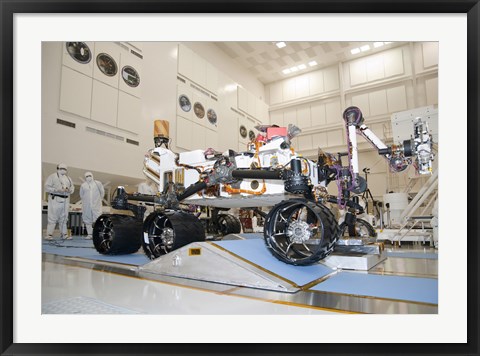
[1,1,478,355]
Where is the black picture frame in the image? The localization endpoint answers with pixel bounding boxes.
[1,1,479,355]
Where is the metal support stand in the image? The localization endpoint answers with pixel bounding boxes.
[323,238,386,271]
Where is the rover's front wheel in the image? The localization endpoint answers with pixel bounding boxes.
[264,199,340,266]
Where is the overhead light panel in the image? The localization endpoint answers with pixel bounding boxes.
[350,48,361,55]
[308,60,318,67]
[290,66,299,72]
[298,64,306,70]
[282,68,291,74]
[384,41,392,44]
[360,45,370,52]
[373,42,384,48]
[276,42,286,48]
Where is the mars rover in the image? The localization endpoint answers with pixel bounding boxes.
[93,106,434,266]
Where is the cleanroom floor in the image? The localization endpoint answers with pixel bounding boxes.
[42,235,438,315]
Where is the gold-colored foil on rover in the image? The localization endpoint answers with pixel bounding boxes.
[154,120,169,138]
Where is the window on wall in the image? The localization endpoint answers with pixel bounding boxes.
[122,65,140,87]
[96,53,118,76]
[66,42,91,64]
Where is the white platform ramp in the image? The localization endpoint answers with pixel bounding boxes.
[138,241,301,293]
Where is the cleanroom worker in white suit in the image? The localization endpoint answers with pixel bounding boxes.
[138,180,156,195]
[44,163,75,240]
[80,172,105,239]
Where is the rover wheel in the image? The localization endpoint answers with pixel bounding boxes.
[215,214,241,235]
[264,199,340,266]
[339,218,377,238]
[93,214,142,255]
[142,210,206,259]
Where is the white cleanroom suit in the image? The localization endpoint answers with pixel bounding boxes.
[80,172,105,239]
[44,163,75,240]
[138,180,156,195]
[137,180,156,218]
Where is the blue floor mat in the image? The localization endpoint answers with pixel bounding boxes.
[310,271,438,304]
[386,251,438,260]
[42,236,150,266]
[213,239,333,287]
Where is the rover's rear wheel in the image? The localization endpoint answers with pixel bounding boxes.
[215,214,242,235]
[93,214,142,255]
[339,218,377,238]
[142,210,206,260]
[264,199,340,266]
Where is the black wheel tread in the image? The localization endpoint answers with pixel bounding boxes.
[339,218,377,238]
[264,199,340,266]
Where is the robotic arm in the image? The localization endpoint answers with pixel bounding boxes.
[343,106,434,186]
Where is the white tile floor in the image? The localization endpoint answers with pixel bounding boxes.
[42,262,338,314]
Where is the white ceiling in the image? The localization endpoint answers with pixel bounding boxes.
[213,41,405,84]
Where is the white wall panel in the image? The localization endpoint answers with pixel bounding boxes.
[386,86,407,113]
[349,59,367,86]
[325,100,341,124]
[324,66,340,92]
[327,129,344,147]
[269,82,283,104]
[62,41,95,77]
[295,74,310,99]
[366,54,385,82]
[283,108,297,126]
[368,90,388,116]
[309,70,324,95]
[425,77,438,105]
[205,128,218,149]
[117,91,141,133]
[310,102,326,126]
[351,93,370,116]
[248,92,257,118]
[312,132,327,149]
[177,44,194,80]
[383,48,404,78]
[237,86,248,113]
[283,78,296,101]
[92,42,121,88]
[176,116,193,150]
[296,105,311,129]
[422,42,439,69]
[298,135,313,151]
[191,122,206,149]
[192,52,207,88]
[258,101,269,124]
[270,110,283,126]
[206,62,219,94]
[91,80,118,127]
[369,122,386,141]
[59,66,93,119]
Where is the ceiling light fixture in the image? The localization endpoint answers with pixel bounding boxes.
[384,42,392,44]
[290,66,299,72]
[350,48,361,55]
[276,42,286,48]
[373,42,384,48]
[282,68,291,74]
[308,60,318,66]
[360,45,370,52]
[298,64,307,70]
